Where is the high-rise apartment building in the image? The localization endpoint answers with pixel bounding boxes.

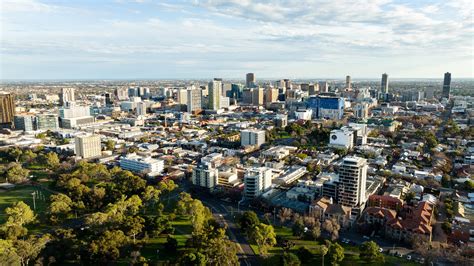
[338,156,368,214]
[252,87,264,106]
[208,78,222,110]
[192,162,219,189]
[241,129,266,147]
[187,86,202,113]
[319,81,329,93]
[114,88,129,101]
[346,75,351,90]
[381,73,389,94]
[246,73,256,88]
[59,88,75,106]
[243,167,272,198]
[0,92,15,128]
[177,88,188,105]
[75,134,102,159]
[264,87,279,105]
[442,72,451,99]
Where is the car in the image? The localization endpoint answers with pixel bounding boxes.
[363,235,370,240]
[396,252,403,258]
[379,248,383,253]
[407,255,412,260]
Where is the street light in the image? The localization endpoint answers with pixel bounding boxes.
[31,191,36,210]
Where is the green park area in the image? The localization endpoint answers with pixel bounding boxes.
[0,184,52,223]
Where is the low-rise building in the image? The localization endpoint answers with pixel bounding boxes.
[120,153,164,175]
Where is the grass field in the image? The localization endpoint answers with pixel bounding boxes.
[0,184,52,223]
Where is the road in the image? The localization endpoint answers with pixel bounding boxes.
[201,197,257,266]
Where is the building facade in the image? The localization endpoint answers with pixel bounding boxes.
[75,135,102,159]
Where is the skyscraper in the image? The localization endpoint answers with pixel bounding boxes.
[319,81,329,93]
[0,92,15,128]
[442,72,451,99]
[59,88,75,106]
[246,73,256,88]
[208,78,222,110]
[136,102,146,116]
[187,86,202,113]
[346,75,351,90]
[338,156,368,215]
[381,73,389,94]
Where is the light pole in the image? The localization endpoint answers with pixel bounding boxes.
[31,191,36,210]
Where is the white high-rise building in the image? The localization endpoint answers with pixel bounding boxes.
[244,167,272,198]
[208,78,222,110]
[136,102,146,116]
[186,86,202,113]
[338,156,368,214]
[192,162,219,189]
[60,88,75,106]
[75,134,101,159]
[177,88,188,105]
[241,129,266,147]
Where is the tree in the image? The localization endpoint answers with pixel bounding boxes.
[282,252,301,266]
[21,150,37,164]
[319,245,328,266]
[89,230,129,261]
[442,221,452,234]
[309,221,321,240]
[323,218,340,241]
[8,147,23,163]
[251,223,277,256]
[359,241,384,263]
[164,235,178,253]
[48,193,73,223]
[278,208,293,225]
[296,247,313,263]
[176,193,211,234]
[328,242,344,265]
[181,252,208,265]
[465,180,474,192]
[105,140,116,151]
[0,239,21,265]
[6,164,30,184]
[45,152,60,169]
[15,234,51,266]
[292,218,305,238]
[4,201,36,227]
[238,211,260,234]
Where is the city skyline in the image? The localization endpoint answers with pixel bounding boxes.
[1,0,473,80]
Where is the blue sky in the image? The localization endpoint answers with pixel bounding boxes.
[1,0,473,79]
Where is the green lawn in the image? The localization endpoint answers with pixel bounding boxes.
[0,184,52,223]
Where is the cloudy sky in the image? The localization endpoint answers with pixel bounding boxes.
[1,0,473,79]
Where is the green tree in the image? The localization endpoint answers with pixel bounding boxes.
[251,223,277,256]
[105,140,116,151]
[6,164,30,184]
[359,241,384,263]
[328,242,344,265]
[0,239,21,265]
[48,193,73,223]
[8,147,23,163]
[292,218,305,238]
[465,180,474,192]
[45,152,60,169]
[15,234,51,266]
[20,150,37,164]
[238,211,260,234]
[89,230,129,261]
[282,252,301,266]
[181,252,208,265]
[4,201,36,227]
[323,218,340,241]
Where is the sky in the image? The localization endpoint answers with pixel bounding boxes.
[0,0,473,80]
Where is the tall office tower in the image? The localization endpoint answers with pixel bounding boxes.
[319,81,329,93]
[136,102,146,116]
[208,78,222,110]
[14,115,35,132]
[229,83,244,99]
[309,83,319,96]
[114,88,129,101]
[177,88,188,105]
[0,92,15,128]
[442,72,451,99]
[300,83,309,92]
[104,93,113,106]
[264,87,279,104]
[246,73,256,88]
[346,75,351,90]
[338,156,368,213]
[425,86,435,100]
[187,86,202,113]
[75,134,102,159]
[252,87,264,106]
[128,87,139,98]
[59,88,75,106]
[241,129,266,147]
[243,167,272,198]
[283,79,292,90]
[381,73,389,94]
